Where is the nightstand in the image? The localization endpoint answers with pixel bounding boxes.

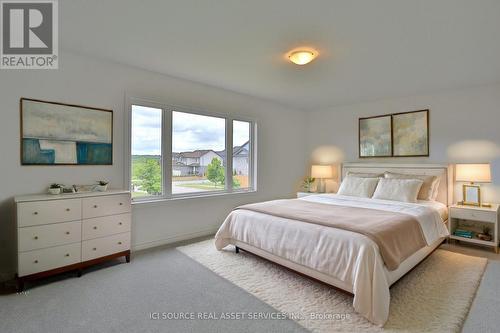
[449,204,499,253]
[297,192,319,198]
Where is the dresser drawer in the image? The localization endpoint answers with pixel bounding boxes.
[18,242,81,277]
[18,221,82,252]
[82,214,131,240]
[82,232,131,262]
[17,199,81,227]
[82,194,131,219]
[450,208,497,223]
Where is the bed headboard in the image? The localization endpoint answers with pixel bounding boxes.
[341,163,453,206]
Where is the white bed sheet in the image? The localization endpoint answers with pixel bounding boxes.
[214,194,449,326]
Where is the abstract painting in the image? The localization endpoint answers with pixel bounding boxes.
[21,98,113,165]
[392,110,429,157]
[359,115,392,157]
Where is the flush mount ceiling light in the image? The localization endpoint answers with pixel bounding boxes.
[288,49,317,65]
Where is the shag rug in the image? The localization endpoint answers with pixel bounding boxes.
[177,240,487,333]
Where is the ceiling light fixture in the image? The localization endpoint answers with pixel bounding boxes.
[288,49,317,65]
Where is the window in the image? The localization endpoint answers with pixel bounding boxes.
[129,100,255,201]
[172,111,226,194]
[131,105,162,199]
[232,120,251,190]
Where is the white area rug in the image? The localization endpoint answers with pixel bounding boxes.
[178,240,487,333]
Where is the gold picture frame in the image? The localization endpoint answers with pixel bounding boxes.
[462,184,481,206]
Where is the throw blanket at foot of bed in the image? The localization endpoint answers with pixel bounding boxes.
[236,199,427,271]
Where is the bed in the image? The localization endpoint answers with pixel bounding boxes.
[214,163,453,326]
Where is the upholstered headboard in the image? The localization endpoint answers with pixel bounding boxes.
[341,163,453,206]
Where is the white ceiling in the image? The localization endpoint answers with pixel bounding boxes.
[61,0,500,111]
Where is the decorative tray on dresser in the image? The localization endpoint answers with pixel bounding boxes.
[14,190,131,291]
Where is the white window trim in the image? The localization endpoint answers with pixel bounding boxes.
[124,96,257,203]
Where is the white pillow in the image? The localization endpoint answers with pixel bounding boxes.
[337,176,380,198]
[372,178,424,203]
[430,178,441,201]
[384,172,439,201]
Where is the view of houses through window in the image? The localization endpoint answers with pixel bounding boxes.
[172,111,226,194]
[232,120,251,189]
[131,104,254,199]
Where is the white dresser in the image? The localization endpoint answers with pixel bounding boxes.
[15,190,131,291]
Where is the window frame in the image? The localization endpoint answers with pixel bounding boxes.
[125,97,257,203]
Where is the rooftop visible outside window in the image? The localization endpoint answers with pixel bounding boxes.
[172,111,226,194]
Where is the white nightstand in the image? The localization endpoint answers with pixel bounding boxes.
[449,204,499,253]
[297,192,319,198]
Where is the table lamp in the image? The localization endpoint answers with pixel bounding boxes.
[311,165,333,193]
[455,163,491,207]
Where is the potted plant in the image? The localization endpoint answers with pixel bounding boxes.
[95,181,109,192]
[302,177,316,193]
[48,183,63,195]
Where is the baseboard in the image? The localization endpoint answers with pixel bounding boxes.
[131,228,218,252]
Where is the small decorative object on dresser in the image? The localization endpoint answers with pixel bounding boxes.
[14,190,131,291]
[449,203,499,253]
[95,180,109,192]
[48,183,62,195]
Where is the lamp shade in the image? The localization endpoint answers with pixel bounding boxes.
[311,165,333,179]
[455,164,491,183]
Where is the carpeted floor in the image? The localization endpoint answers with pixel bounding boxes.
[0,240,498,333]
[444,242,500,333]
[0,246,307,333]
[178,240,487,333]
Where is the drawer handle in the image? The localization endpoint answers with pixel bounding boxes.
[65,253,70,257]
[93,226,98,230]
[34,236,38,240]
[93,205,98,208]
[118,241,122,245]
[66,231,70,235]
[33,212,38,215]
[66,208,71,211]
[118,222,123,225]
[34,260,38,264]
[93,247,97,251]
[119,202,123,206]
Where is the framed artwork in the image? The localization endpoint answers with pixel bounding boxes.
[21,98,113,165]
[359,115,392,157]
[463,184,481,206]
[392,110,429,157]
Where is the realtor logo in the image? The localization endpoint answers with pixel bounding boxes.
[1,0,58,69]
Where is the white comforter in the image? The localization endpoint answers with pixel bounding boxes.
[214,194,449,325]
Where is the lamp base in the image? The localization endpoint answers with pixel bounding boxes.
[316,179,325,193]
